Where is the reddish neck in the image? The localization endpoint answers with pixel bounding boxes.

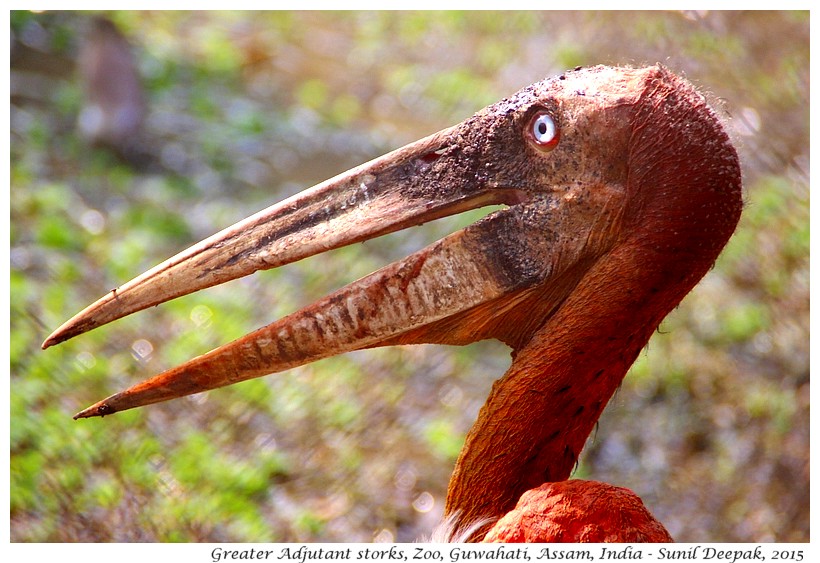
[444,68,743,532]
[444,236,697,526]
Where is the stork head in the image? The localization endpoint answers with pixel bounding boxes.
[43,65,742,419]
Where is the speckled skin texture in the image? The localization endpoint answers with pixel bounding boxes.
[482,480,673,542]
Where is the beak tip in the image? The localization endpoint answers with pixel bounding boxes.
[43,315,99,350]
[43,291,124,350]
[74,401,116,419]
[42,325,75,350]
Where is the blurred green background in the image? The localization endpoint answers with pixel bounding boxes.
[10,11,808,542]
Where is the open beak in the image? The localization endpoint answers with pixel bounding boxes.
[44,122,536,418]
[45,65,656,421]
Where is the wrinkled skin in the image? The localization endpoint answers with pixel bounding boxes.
[483,480,673,542]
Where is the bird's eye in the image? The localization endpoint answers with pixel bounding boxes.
[527,111,559,151]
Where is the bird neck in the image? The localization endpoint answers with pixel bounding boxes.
[444,67,743,533]
[444,237,707,528]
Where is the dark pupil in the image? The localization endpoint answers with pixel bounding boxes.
[537,121,548,136]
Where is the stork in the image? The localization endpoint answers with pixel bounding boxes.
[43,65,742,542]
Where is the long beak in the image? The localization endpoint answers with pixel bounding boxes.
[44,125,532,418]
